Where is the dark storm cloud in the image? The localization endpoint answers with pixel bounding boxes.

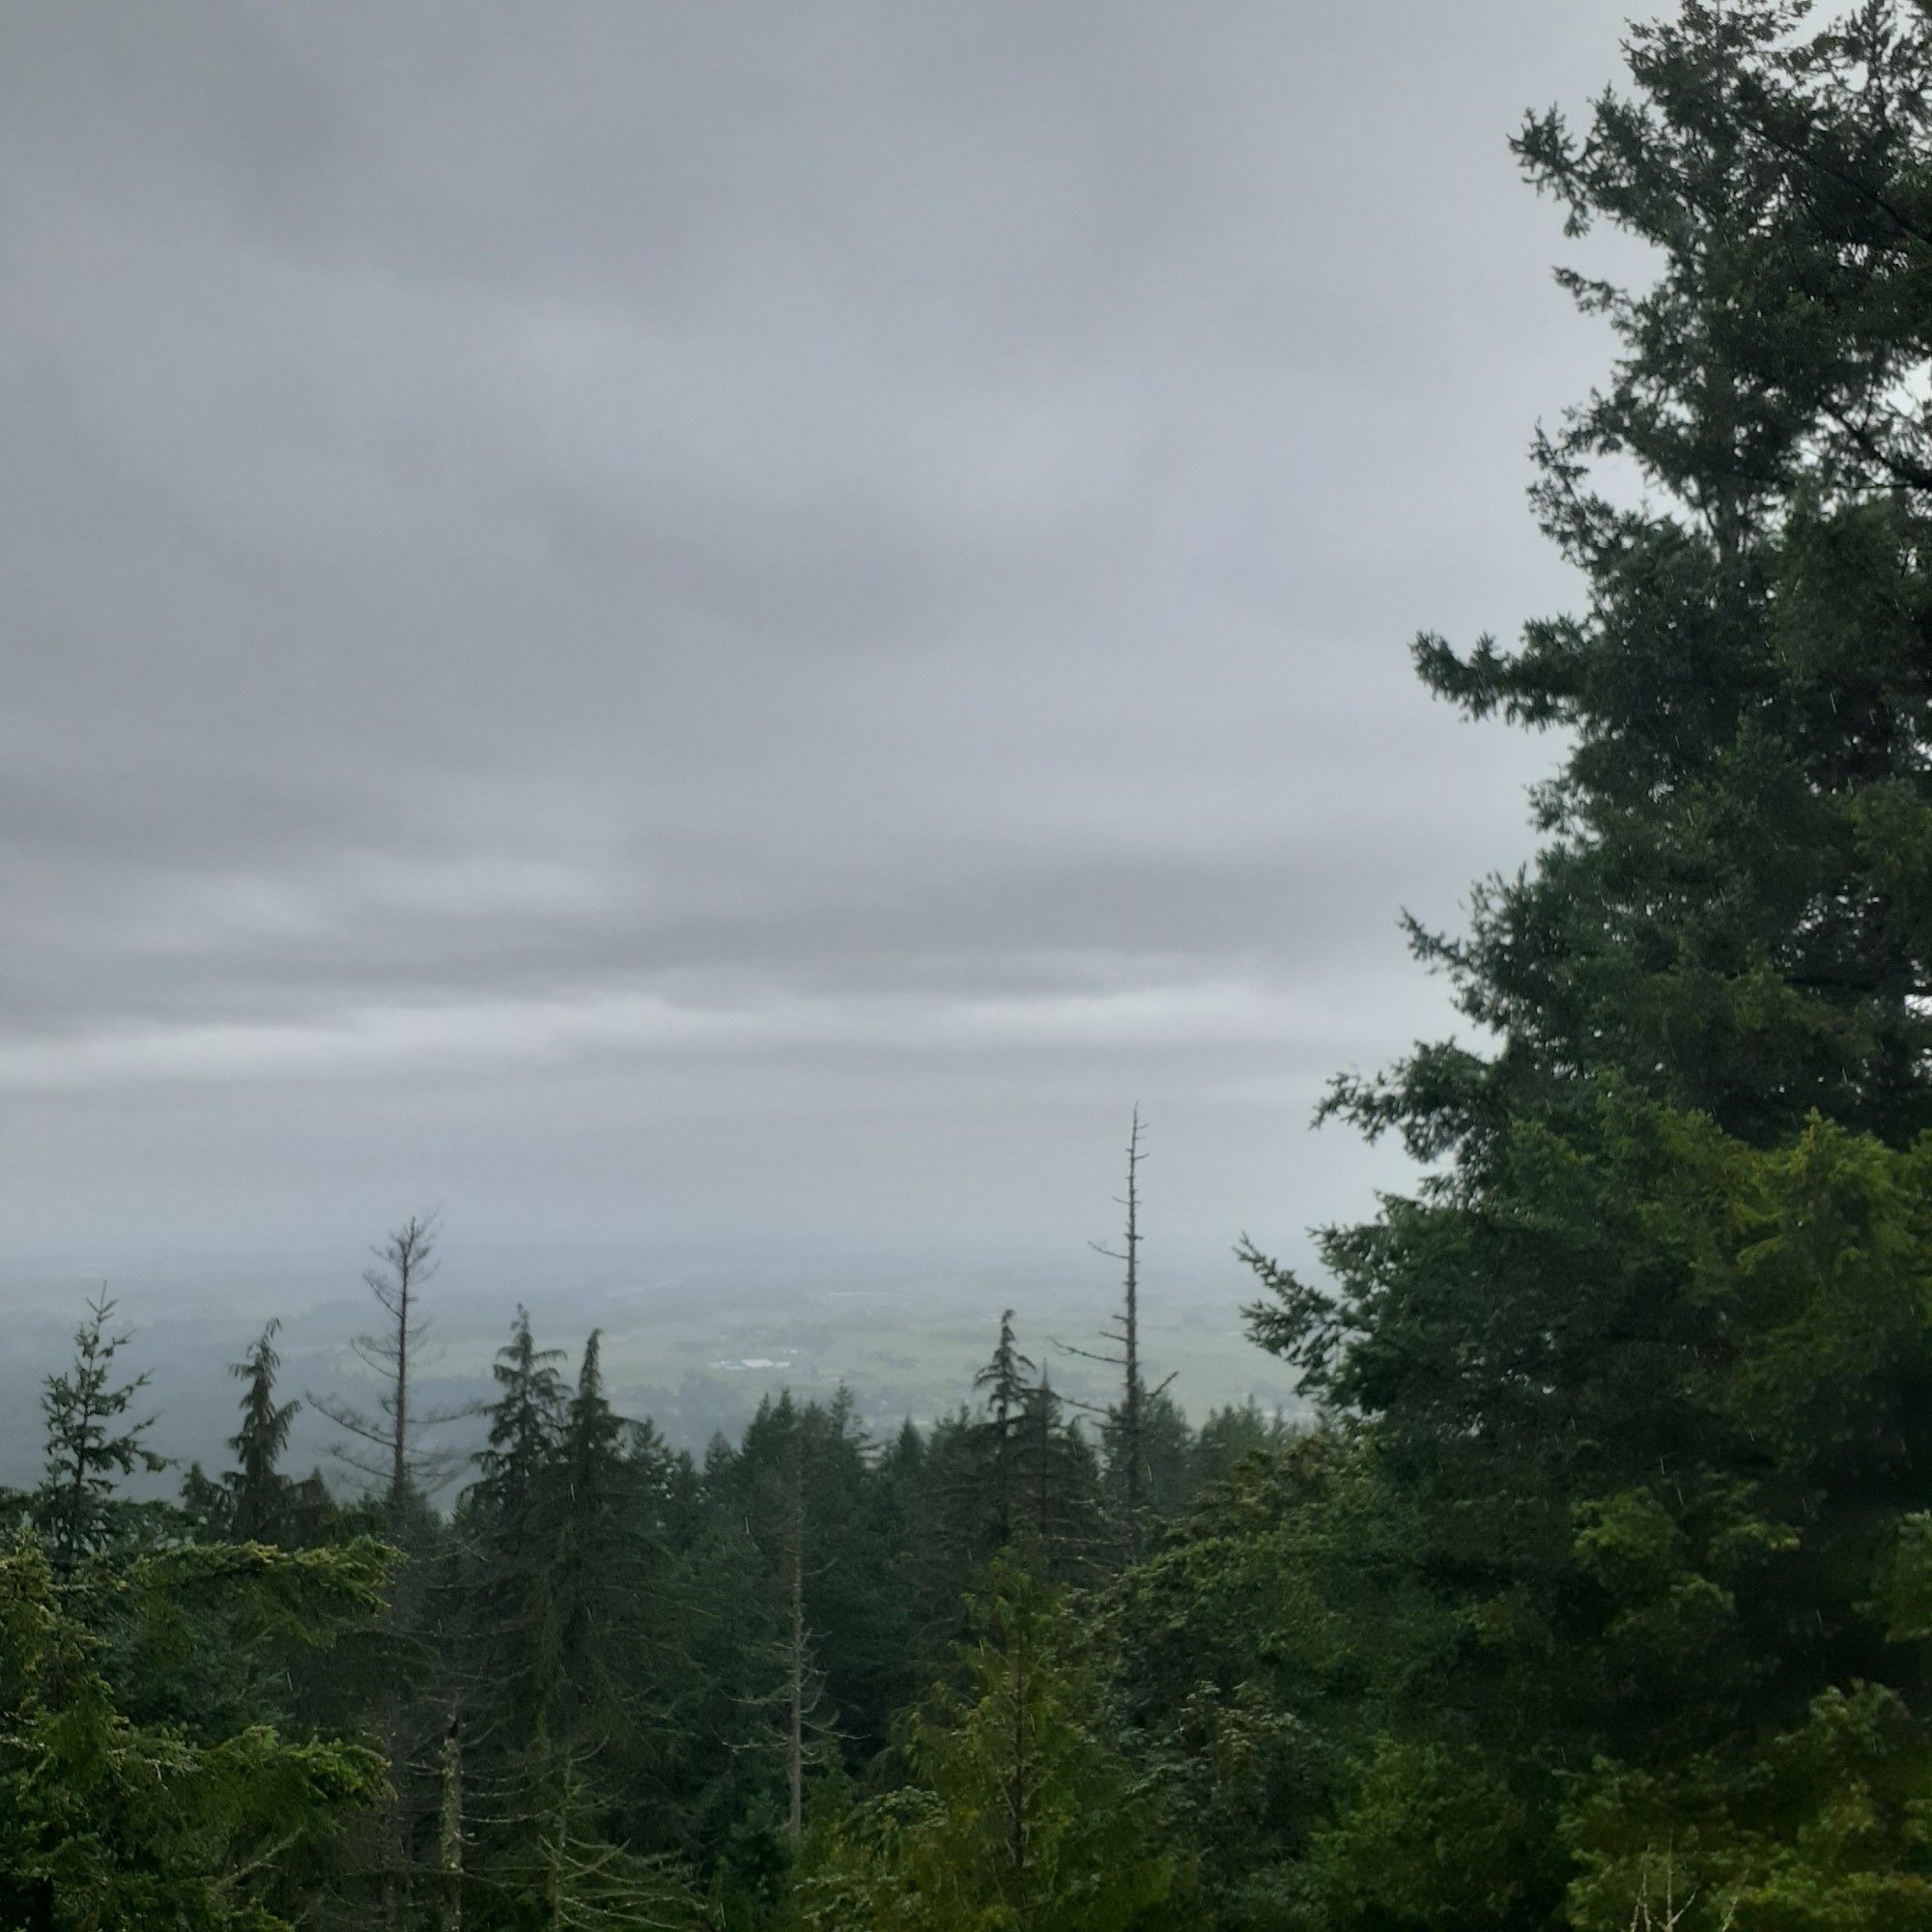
[1,0,1636,1252]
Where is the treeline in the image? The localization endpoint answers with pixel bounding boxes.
[0,1227,1281,1929]
[6,3,1932,1927]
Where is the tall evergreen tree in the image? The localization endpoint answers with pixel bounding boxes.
[471,1310,567,1526]
[466,1311,566,1670]
[495,1330,701,1925]
[457,1309,570,1923]
[549,1331,634,1760]
[227,1320,299,1545]
[34,1295,166,1579]
[972,1310,1035,1551]
[1019,1369,1106,1585]
[1229,5,1932,1924]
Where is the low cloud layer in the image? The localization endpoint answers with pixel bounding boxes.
[2,1,1634,1268]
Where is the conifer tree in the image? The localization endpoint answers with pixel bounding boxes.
[686,1391,868,1881]
[1019,1370,1106,1585]
[935,1342,1108,1598]
[455,1310,569,1920]
[466,1306,568,1717]
[971,1310,1035,1550]
[546,1332,637,1775]
[0,1527,390,1929]
[34,1294,166,1579]
[801,1554,1192,1930]
[1188,1400,1293,1493]
[227,1320,299,1545]
[479,1330,702,1920]
[1231,4,1932,1922]
[471,1309,567,1525]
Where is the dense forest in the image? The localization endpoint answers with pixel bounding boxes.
[6,3,1932,1926]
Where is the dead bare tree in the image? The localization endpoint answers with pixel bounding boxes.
[308,1212,476,1929]
[309,1212,473,1529]
[1057,1109,1172,1564]
[730,1430,839,1845]
[1621,1850,1739,1932]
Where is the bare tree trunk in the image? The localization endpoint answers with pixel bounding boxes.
[381,1229,419,1932]
[437,1711,463,1932]
[308,1215,452,1932]
[309,1213,460,1528]
[1006,1609,1031,1918]
[382,1231,419,1932]
[1066,1111,1163,1565]
[1032,1369,1053,1552]
[993,1311,1016,1547]
[379,1756,405,1932]
[786,1452,806,1842]
[548,1762,568,1932]
[388,1248,412,1535]
[1119,1107,1144,1561]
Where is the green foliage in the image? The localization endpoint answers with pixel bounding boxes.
[1112,1433,1463,1926]
[799,1555,1194,1932]
[35,1295,168,1577]
[455,1317,705,1928]
[913,1321,1108,1655]
[1306,1736,1532,1931]
[0,1529,386,1930]
[1227,4,1932,1924]
[226,1322,301,1546]
[971,1310,1036,1552]
[1564,1686,1932,1932]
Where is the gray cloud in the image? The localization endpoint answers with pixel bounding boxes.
[2,0,1635,1264]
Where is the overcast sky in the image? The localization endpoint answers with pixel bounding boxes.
[1,1,1642,1281]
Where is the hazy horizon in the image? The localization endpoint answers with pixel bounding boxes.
[0,1223,1306,1491]
[5,4,1634,1298]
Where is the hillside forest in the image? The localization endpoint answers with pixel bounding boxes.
[5,5,1932,1927]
